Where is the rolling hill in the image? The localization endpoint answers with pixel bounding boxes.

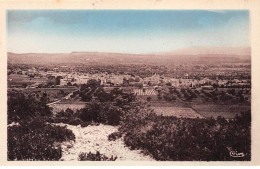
[8,46,250,66]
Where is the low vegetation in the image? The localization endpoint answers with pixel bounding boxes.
[53,81,251,161]
[78,151,117,161]
[8,79,251,161]
[8,90,75,161]
[120,108,251,161]
[108,132,123,141]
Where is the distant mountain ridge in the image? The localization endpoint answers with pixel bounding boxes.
[152,46,250,56]
[8,46,251,66]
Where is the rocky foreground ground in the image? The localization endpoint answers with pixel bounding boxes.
[56,123,154,161]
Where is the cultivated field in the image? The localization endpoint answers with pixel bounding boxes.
[192,104,250,119]
[152,106,203,118]
[25,88,76,102]
[133,89,157,96]
[50,103,86,113]
[8,74,48,87]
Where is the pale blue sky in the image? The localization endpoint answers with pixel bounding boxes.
[7,10,249,54]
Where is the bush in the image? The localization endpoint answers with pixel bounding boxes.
[8,91,52,124]
[79,101,103,123]
[54,108,85,126]
[56,108,74,119]
[78,151,117,161]
[77,103,120,126]
[108,132,122,141]
[54,101,123,127]
[8,119,75,161]
[120,107,251,161]
[100,104,122,126]
[7,91,75,161]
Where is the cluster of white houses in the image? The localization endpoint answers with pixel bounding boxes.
[54,72,250,88]
[9,67,250,89]
[59,73,127,86]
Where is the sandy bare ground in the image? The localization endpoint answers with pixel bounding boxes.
[56,123,154,161]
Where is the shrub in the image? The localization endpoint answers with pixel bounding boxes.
[108,132,122,141]
[78,101,126,126]
[99,104,122,126]
[78,151,117,161]
[8,119,75,161]
[56,108,74,119]
[8,91,52,124]
[7,91,75,161]
[79,101,103,123]
[120,107,251,161]
[67,118,84,126]
[54,108,85,126]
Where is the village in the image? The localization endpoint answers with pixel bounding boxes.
[8,65,251,90]
[5,9,252,162]
[8,63,251,119]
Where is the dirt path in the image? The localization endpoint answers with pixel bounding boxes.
[57,123,154,161]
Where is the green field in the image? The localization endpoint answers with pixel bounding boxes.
[192,104,250,119]
[49,103,86,113]
[8,74,48,87]
[152,106,203,118]
[8,87,78,103]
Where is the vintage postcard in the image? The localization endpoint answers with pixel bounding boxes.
[0,0,260,166]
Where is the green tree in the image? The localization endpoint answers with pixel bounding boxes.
[55,76,62,85]
[8,91,52,124]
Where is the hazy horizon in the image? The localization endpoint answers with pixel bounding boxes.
[7,46,251,55]
[7,10,249,54]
